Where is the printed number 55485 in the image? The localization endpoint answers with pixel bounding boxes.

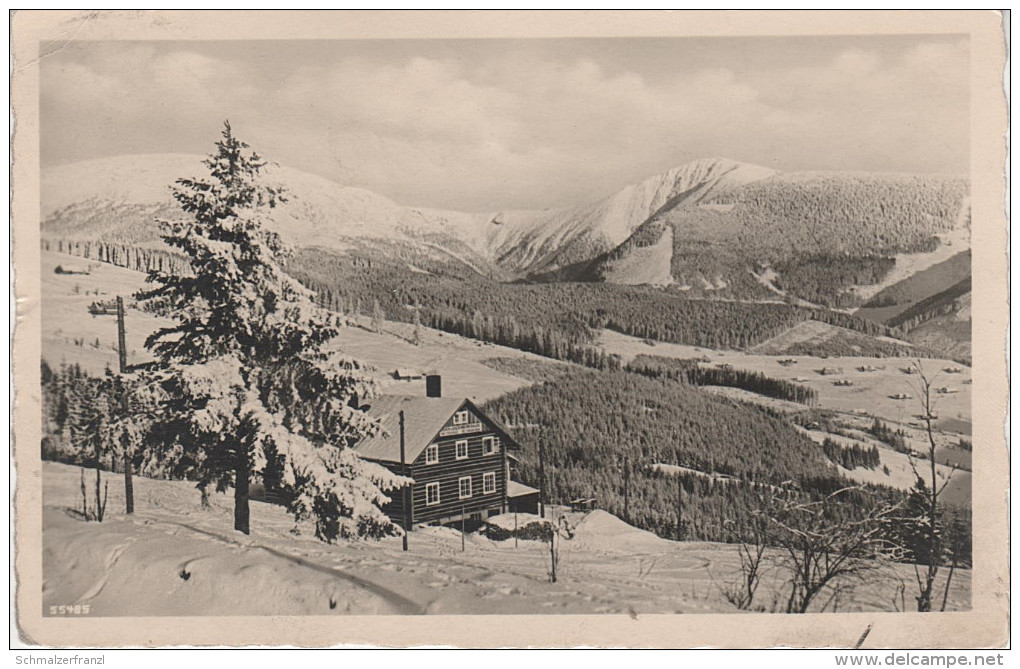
[49,604,91,615]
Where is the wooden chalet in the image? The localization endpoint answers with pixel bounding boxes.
[354,377,540,528]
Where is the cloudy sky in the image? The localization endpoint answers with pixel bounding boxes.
[40,35,968,211]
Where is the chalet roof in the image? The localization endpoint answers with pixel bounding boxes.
[353,395,468,464]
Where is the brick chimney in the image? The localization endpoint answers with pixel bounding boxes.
[425,374,442,398]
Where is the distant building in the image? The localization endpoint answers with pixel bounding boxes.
[393,368,424,380]
[353,377,538,528]
[54,264,90,276]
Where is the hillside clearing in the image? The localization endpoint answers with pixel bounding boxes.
[600,224,675,287]
[42,250,175,374]
[41,249,553,402]
[598,328,971,434]
[749,319,914,355]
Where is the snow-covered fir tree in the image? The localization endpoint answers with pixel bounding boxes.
[64,366,119,468]
[137,121,407,541]
[370,299,384,333]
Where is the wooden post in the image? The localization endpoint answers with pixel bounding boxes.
[121,377,134,515]
[115,297,134,515]
[537,437,547,519]
[548,509,557,583]
[461,504,466,552]
[676,471,683,541]
[500,435,508,514]
[623,455,630,524]
[514,510,518,549]
[234,441,250,535]
[399,410,409,551]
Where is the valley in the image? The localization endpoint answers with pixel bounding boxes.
[37,151,974,617]
[598,327,970,433]
[41,247,972,539]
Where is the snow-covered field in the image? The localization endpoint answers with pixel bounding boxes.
[598,328,971,434]
[42,462,970,616]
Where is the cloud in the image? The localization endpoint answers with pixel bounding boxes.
[41,38,969,210]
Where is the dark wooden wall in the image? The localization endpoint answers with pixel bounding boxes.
[379,430,507,526]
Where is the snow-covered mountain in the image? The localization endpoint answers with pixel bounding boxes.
[41,153,970,322]
[43,154,485,251]
[478,158,775,275]
[40,154,776,278]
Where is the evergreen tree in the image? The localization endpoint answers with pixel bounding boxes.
[64,368,118,468]
[136,122,407,541]
[371,299,384,333]
[895,476,941,566]
[411,309,423,346]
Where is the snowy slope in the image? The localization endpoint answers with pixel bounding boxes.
[40,462,731,616]
[44,155,487,248]
[482,158,775,275]
[41,461,969,617]
[40,248,555,401]
[577,169,970,298]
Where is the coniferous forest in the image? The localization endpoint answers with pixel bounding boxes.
[480,364,970,566]
[484,366,874,543]
[39,233,951,365]
[626,354,818,405]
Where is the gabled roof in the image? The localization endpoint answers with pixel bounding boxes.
[353,395,469,464]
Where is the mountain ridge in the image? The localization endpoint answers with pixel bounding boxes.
[41,154,776,278]
[41,153,971,354]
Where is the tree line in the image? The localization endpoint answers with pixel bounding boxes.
[41,238,192,278]
[888,277,972,332]
[626,354,818,405]
[820,437,881,470]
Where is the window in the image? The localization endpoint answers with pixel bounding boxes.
[455,440,468,460]
[426,482,440,506]
[453,410,470,425]
[483,472,496,494]
[425,444,438,465]
[483,436,497,455]
[458,476,472,499]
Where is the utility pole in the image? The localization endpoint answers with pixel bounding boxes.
[116,296,133,515]
[399,410,409,551]
[116,296,128,374]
